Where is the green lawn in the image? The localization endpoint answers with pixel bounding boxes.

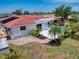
[1,38,79,59]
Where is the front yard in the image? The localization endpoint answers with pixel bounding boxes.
[1,38,79,59]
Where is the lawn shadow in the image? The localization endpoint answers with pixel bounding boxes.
[46,39,62,46]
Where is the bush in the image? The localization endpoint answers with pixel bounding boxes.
[31,28,42,38]
[71,17,78,23]
[2,49,19,59]
[73,32,79,40]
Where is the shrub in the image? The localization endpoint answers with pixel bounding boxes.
[31,28,42,38]
[71,17,78,23]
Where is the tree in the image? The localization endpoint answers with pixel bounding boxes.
[49,26,61,45]
[23,11,30,15]
[12,9,23,15]
[49,26,61,40]
[49,27,57,39]
[72,11,79,14]
[53,5,72,25]
[67,22,78,33]
[32,11,44,15]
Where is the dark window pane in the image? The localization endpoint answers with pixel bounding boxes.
[20,26,26,30]
[54,20,58,23]
[37,24,42,29]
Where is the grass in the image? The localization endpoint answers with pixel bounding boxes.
[1,38,79,59]
[45,39,79,59]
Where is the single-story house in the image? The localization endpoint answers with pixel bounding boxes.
[2,15,58,39]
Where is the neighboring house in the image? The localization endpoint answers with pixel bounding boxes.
[3,15,58,39]
[0,16,13,22]
[0,23,9,54]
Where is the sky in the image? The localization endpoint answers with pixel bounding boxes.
[0,0,79,13]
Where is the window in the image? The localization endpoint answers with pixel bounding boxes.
[7,28,11,31]
[54,20,58,23]
[20,26,26,30]
[37,24,42,29]
[48,22,50,27]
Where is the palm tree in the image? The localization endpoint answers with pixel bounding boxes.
[49,26,61,44]
[53,5,72,25]
[49,26,57,39]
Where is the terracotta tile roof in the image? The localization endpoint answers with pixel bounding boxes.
[4,15,56,28]
[4,15,43,27]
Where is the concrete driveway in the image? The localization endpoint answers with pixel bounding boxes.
[8,37,50,46]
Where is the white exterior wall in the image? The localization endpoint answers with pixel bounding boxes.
[10,24,36,39]
[36,18,55,30]
[42,22,49,30]
[0,38,8,49]
[10,18,56,39]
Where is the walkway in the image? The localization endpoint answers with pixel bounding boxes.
[8,37,50,46]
